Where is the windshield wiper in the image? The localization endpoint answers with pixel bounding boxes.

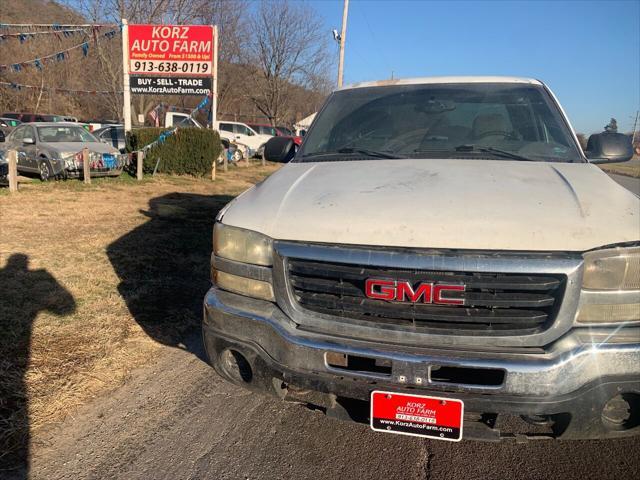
[337,147,401,159]
[453,144,536,161]
[302,148,401,160]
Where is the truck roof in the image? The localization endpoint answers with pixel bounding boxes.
[339,76,543,91]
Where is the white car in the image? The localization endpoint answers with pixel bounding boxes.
[214,121,271,156]
[205,76,639,442]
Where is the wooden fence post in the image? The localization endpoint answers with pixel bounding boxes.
[8,149,18,193]
[137,150,144,181]
[82,148,91,184]
[223,152,228,173]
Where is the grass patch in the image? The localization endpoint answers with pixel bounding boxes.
[599,161,640,178]
[0,162,280,470]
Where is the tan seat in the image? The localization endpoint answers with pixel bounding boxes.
[471,113,510,143]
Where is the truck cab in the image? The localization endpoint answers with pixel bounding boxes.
[203,77,639,441]
[214,120,272,154]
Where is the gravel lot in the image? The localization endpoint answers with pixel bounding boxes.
[26,334,639,480]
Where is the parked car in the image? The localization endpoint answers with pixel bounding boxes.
[247,123,302,156]
[205,76,639,442]
[2,122,122,180]
[165,112,202,128]
[247,123,279,137]
[0,149,7,185]
[276,125,295,136]
[94,125,126,153]
[2,113,66,123]
[81,119,120,132]
[0,117,22,131]
[214,121,271,156]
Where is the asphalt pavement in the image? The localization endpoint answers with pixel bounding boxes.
[22,172,640,480]
[609,173,640,195]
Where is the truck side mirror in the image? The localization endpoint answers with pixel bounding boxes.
[264,136,295,163]
[586,132,633,164]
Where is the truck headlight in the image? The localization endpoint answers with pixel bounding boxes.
[213,270,274,301]
[212,223,275,301]
[577,246,640,324]
[213,223,272,266]
[582,247,640,290]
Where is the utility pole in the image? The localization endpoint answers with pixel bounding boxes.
[631,110,639,145]
[337,0,349,88]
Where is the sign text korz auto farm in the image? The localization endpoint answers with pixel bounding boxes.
[129,25,213,76]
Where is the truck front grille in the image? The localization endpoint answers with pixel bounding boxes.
[287,258,566,335]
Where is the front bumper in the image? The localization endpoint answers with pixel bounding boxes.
[65,167,123,178]
[203,287,640,440]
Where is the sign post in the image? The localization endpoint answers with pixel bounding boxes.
[212,25,218,128]
[122,19,132,133]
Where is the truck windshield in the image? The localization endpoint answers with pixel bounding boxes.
[299,83,583,163]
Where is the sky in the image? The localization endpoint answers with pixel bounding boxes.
[309,0,640,134]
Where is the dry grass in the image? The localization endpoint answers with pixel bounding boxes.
[0,163,280,468]
[598,156,640,178]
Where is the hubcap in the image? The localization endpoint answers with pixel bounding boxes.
[40,161,50,180]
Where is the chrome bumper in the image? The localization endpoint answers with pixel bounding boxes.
[203,287,640,397]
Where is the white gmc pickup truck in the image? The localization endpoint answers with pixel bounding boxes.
[203,77,639,441]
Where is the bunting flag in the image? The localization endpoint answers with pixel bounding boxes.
[0,81,122,95]
[0,23,117,29]
[0,27,89,42]
[0,29,118,72]
[139,95,210,152]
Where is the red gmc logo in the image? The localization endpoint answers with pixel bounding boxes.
[365,279,465,305]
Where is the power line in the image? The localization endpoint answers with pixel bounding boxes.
[359,4,394,78]
[0,81,122,95]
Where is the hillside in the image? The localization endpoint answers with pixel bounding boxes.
[2,0,83,23]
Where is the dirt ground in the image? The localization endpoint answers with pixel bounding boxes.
[0,164,279,474]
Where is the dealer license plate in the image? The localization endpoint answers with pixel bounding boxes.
[370,391,464,441]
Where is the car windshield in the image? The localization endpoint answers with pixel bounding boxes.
[37,126,98,143]
[299,82,583,163]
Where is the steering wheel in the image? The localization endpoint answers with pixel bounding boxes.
[474,130,519,140]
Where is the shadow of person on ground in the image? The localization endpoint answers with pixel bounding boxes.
[106,193,234,359]
[0,254,76,479]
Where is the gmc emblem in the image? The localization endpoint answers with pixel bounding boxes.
[365,279,465,305]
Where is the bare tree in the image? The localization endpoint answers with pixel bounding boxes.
[244,0,331,125]
[2,0,329,126]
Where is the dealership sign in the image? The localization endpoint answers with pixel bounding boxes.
[122,21,218,130]
[128,25,214,76]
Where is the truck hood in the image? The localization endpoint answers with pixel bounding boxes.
[221,159,640,252]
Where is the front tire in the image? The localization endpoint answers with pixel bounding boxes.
[39,159,53,182]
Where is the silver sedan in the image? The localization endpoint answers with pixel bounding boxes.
[1,122,122,180]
